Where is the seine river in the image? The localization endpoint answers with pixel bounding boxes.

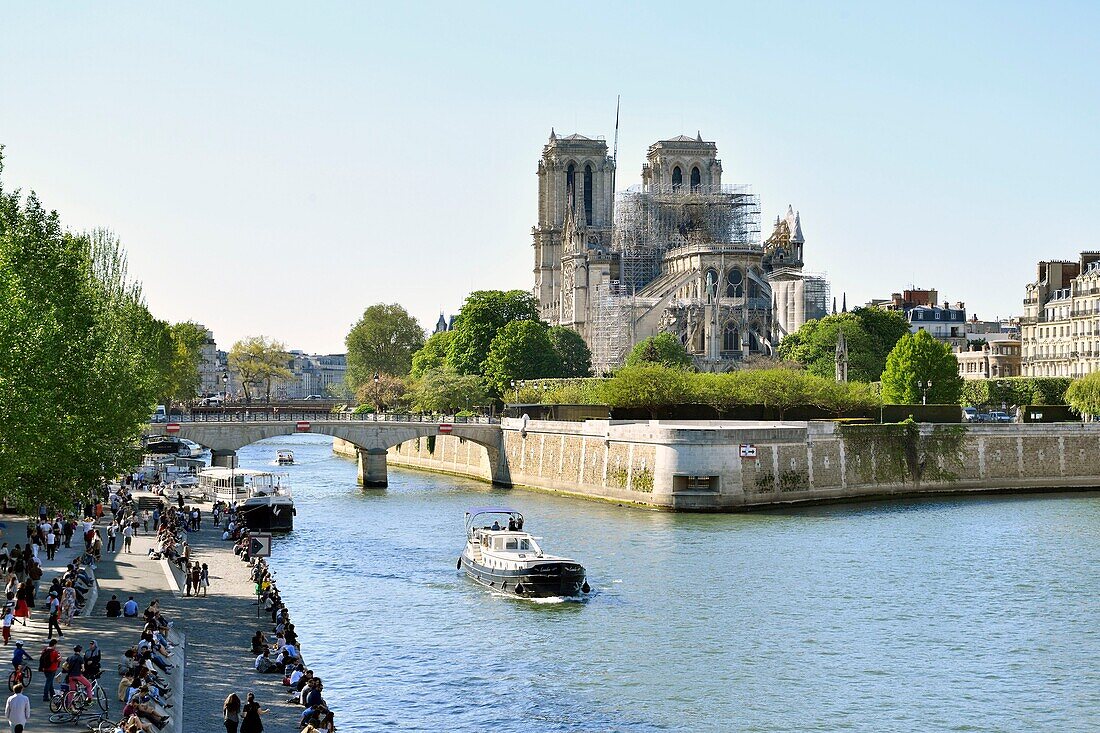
[237,434,1099,733]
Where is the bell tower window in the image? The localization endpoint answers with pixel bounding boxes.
[726,268,744,298]
[690,166,701,191]
[672,166,683,190]
[566,163,576,209]
[583,164,594,225]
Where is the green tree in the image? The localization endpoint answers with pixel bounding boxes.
[482,320,562,397]
[624,333,692,369]
[548,326,592,377]
[355,373,408,412]
[881,329,963,404]
[228,336,292,404]
[1066,372,1100,418]
[345,303,424,388]
[446,290,539,375]
[603,364,692,417]
[408,368,488,413]
[160,321,209,413]
[778,308,909,382]
[410,330,454,378]
[852,307,911,371]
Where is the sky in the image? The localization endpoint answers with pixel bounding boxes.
[2,1,1098,354]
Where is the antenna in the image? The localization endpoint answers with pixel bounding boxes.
[611,95,620,195]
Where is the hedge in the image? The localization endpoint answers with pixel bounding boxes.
[959,377,1071,407]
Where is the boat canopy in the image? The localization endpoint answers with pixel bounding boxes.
[465,507,521,517]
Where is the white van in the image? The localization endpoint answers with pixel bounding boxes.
[152,405,167,423]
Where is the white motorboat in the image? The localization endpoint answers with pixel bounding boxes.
[276,450,295,466]
[198,468,294,531]
[457,508,589,598]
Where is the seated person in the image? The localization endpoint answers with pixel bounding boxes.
[254,649,279,674]
[250,630,267,655]
[105,595,122,617]
[123,597,140,617]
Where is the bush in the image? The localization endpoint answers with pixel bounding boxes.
[1065,372,1100,416]
[352,404,375,414]
[516,378,609,405]
[960,377,1072,407]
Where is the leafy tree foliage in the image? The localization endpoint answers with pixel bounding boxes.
[355,373,408,412]
[778,308,909,382]
[880,330,963,404]
[410,331,454,379]
[548,326,592,377]
[482,320,561,397]
[602,365,692,417]
[959,377,1071,407]
[160,321,209,411]
[408,368,487,413]
[1065,372,1100,417]
[624,333,692,369]
[345,303,424,388]
[0,161,167,510]
[228,336,292,404]
[446,290,538,375]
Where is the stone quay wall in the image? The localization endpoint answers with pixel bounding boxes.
[340,420,1100,511]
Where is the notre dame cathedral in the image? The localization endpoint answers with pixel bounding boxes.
[532,130,829,372]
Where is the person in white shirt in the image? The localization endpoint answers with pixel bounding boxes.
[122,524,133,554]
[4,683,30,732]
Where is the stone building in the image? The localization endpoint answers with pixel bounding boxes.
[1021,252,1100,377]
[956,337,1022,379]
[533,131,828,372]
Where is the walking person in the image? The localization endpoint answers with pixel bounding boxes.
[223,692,241,733]
[189,564,201,599]
[184,564,193,597]
[46,591,62,640]
[4,682,29,733]
[200,563,210,597]
[59,582,76,627]
[239,692,266,733]
[122,523,133,554]
[106,524,117,553]
[39,639,60,703]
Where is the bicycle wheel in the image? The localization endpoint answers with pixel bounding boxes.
[49,691,64,713]
[6,669,15,692]
[95,683,109,712]
[49,711,77,724]
[19,667,31,686]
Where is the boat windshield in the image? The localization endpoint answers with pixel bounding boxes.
[497,535,540,553]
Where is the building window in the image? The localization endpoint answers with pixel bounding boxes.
[704,268,719,299]
[723,323,740,351]
[690,166,701,191]
[672,166,683,189]
[583,164,594,225]
[726,268,744,298]
[749,332,760,352]
[748,280,759,299]
[566,163,576,208]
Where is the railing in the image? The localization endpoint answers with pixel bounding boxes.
[159,412,499,424]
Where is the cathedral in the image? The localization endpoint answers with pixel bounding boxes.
[532,131,829,372]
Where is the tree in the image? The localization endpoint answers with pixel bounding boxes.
[355,374,408,413]
[345,303,424,389]
[410,331,454,379]
[408,368,488,413]
[880,329,963,404]
[548,326,592,377]
[228,336,292,404]
[624,333,692,369]
[159,321,209,414]
[602,364,692,417]
[482,320,562,397]
[1066,372,1100,418]
[446,290,539,375]
[778,308,908,382]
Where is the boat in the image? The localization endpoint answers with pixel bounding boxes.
[197,468,295,532]
[457,507,590,598]
[276,450,295,466]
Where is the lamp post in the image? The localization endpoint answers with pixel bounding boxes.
[222,372,229,421]
[919,379,933,406]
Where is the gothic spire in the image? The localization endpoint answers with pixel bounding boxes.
[832,296,837,315]
[842,292,847,313]
[791,211,804,244]
[550,127,556,141]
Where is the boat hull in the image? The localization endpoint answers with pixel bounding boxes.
[459,556,587,598]
[241,502,294,532]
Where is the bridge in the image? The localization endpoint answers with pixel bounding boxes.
[147,414,505,487]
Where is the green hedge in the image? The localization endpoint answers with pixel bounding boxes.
[960,377,1071,407]
[880,404,962,424]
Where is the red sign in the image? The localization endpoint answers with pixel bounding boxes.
[165,423,181,434]
[296,421,311,432]
[438,424,453,435]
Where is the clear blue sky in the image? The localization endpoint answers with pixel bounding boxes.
[2,1,1097,353]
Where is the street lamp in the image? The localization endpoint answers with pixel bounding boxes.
[373,373,382,415]
[919,379,933,406]
[222,373,229,421]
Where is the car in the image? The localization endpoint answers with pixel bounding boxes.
[962,407,980,422]
[305,395,325,400]
[987,411,1014,423]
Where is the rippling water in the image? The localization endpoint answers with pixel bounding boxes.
[237,434,1100,733]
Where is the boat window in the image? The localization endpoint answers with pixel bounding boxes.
[519,539,531,551]
[505,538,519,550]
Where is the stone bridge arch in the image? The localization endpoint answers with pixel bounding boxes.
[158,421,507,488]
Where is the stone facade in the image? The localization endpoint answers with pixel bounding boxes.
[1021,252,1100,377]
[956,338,1022,379]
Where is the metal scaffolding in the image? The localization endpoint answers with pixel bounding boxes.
[803,273,831,322]
[590,280,633,376]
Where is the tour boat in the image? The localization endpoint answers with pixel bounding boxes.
[458,508,590,598]
[276,450,295,466]
[198,468,295,532]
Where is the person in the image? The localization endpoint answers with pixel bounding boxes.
[46,591,62,640]
[188,564,201,598]
[4,682,29,733]
[60,581,76,627]
[65,644,93,699]
[1,609,11,646]
[38,639,60,703]
[122,523,134,554]
[200,563,210,597]
[105,595,122,618]
[239,692,266,733]
[250,631,267,655]
[123,597,139,618]
[507,516,517,531]
[84,640,102,680]
[223,692,241,733]
[491,520,501,531]
[106,524,117,553]
[184,564,193,597]
[10,643,31,680]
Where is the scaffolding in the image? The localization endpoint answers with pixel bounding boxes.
[803,272,831,322]
[590,280,633,376]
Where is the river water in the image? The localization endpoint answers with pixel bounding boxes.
[236,434,1099,733]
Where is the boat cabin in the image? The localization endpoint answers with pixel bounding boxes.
[198,468,290,505]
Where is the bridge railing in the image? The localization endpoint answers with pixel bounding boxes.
[162,412,499,425]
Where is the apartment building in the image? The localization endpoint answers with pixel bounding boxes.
[1021,252,1100,377]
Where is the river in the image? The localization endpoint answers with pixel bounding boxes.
[236,434,1099,733]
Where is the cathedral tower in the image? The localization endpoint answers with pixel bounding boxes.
[533,130,615,322]
[641,133,723,190]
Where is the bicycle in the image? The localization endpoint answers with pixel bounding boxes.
[6,663,32,691]
[49,673,109,717]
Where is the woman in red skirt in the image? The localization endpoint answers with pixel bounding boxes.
[13,582,29,625]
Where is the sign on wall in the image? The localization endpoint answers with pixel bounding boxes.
[739,444,758,459]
